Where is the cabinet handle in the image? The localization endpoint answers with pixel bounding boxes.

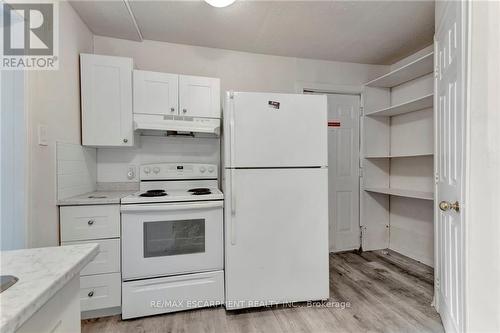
[123,138,128,143]
[170,107,175,112]
[182,109,187,113]
[88,291,94,297]
[87,219,95,225]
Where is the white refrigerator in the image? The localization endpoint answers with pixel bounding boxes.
[223,91,329,310]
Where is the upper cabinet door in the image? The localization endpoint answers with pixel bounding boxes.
[179,75,220,118]
[80,54,133,147]
[133,70,179,116]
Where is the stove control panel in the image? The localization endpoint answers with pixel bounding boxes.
[140,163,218,180]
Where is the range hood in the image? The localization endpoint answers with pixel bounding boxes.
[133,114,220,136]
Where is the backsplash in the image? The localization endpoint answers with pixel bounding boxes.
[56,142,97,200]
[97,135,220,183]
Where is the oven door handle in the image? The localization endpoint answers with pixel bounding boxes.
[120,201,223,212]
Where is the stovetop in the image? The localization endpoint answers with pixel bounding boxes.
[121,187,223,204]
[120,163,223,204]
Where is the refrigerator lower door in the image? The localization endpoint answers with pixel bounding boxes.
[224,168,329,309]
[224,92,327,168]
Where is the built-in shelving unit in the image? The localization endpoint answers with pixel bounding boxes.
[360,47,435,266]
[364,187,433,201]
[365,52,434,88]
[366,94,433,117]
[364,153,433,159]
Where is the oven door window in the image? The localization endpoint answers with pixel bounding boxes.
[143,219,205,258]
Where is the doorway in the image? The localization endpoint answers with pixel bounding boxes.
[305,89,361,253]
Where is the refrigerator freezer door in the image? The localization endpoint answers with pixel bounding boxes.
[223,168,329,309]
[224,92,327,168]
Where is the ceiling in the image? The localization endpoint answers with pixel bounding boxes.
[70,0,435,65]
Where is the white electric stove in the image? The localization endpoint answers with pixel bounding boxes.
[120,163,224,319]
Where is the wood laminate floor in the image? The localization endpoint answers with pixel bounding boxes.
[82,250,444,333]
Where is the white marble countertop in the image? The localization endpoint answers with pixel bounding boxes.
[0,244,98,333]
[57,190,135,206]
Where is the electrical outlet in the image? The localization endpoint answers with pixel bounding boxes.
[127,165,137,180]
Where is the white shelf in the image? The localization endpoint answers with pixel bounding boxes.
[366,94,433,117]
[364,187,434,201]
[364,153,433,159]
[365,52,434,88]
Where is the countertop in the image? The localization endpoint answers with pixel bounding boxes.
[57,190,135,206]
[0,244,99,333]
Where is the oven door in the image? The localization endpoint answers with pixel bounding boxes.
[121,201,223,280]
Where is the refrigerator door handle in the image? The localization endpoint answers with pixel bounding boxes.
[230,168,236,245]
[229,96,236,168]
[228,96,237,245]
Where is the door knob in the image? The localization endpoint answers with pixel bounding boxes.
[439,201,460,212]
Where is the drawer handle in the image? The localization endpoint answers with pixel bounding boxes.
[88,291,94,297]
[87,219,95,225]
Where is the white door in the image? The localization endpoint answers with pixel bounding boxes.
[326,94,360,252]
[80,54,133,146]
[133,70,178,116]
[435,1,466,332]
[179,75,220,118]
[224,92,327,168]
[224,168,329,309]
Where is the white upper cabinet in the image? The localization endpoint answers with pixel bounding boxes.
[80,54,133,147]
[133,70,179,116]
[179,75,220,118]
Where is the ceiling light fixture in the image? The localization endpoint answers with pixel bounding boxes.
[204,0,236,8]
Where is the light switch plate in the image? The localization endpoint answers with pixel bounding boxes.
[37,124,48,146]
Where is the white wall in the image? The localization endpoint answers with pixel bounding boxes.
[1,70,26,250]
[97,136,220,183]
[26,2,93,247]
[93,36,388,183]
[94,36,388,95]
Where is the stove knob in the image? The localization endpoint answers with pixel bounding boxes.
[144,167,151,174]
[199,166,206,173]
[208,166,215,173]
[153,167,160,174]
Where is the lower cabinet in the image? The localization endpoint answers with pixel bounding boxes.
[60,204,122,318]
[80,273,121,312]
[61,239,120,276]
[17,276,80,333]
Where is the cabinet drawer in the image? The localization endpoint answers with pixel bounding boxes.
[122,270,224,319]
[62,239,120,276]
[60,205,120,241]
[80,273,121,312]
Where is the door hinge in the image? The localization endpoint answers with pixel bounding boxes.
[359,167,364,178]
[360,106,364,116]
